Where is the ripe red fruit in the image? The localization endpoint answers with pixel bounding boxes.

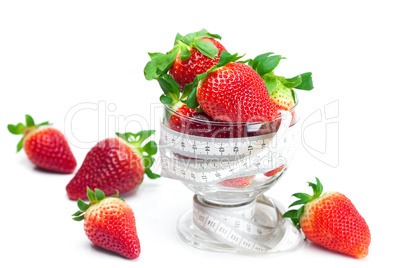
[185,52,279,123]
[263,164,285,177]
[218,175,255,188]
[167,102,245,138]
[284,178,371,259]
[8,114,77,173]
[72,188,140,259]
[144,29,226,90]
[169,37,226,89]
[66,130,159,200]
[198,63,278,122]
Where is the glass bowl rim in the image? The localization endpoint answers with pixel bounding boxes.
[163,92,298,126]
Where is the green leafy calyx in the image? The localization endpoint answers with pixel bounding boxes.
[143,29,222,82]
[7,114,51,152]
[72,188,123,221]
[115,130,160,180]
[283,177,323,229]
[247,52,314,101]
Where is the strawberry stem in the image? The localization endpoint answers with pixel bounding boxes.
[7,114,51,152]
[72,188,123,221]
[283,177,324,229]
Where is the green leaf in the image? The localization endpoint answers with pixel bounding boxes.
[157,46,180,76]
[287,72,313,90]
[288,199,307,208]
[174,33,183,46]
[17,138,24,152]
[144,52,167,80]
[72,215,85,221]
[87,187,96,202]
[193,38,219,59]
[179,29,221,46]
[249,52,274,69]
[37,121,50,127]
[142,155,155,168]
[110,191,120,198]
[25,114,35,127]
[179,45,191,61]
[186,83,199,109]
[77,199,90,211]
[281,75,302,88]
[283,209,298,218]
[142,141,158,156]
[95,189,105,201]
[216,51,243,68]
[263,74,277,95]
[144,167,161,179]
[8,123,26,134]
[135,130,156,144]
[295,72,314,90]
[313,177,323,197]
[296,206,304,218]
[256,55,282,76]
[156,73,181,102]
[292,192,312,202]
[181,82,194,101]
[72,210,84,217]
[160,95,172,105]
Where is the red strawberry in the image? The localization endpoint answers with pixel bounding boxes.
[284,178,371,259]
[8,114,76,173]
[263,164,285,177]
[218,175,255,188]
[66,130,159,200]
[186,52,279,122]
[169,37,226,89]
[144,29,226,90]
[168,102,245,138]
[72,188,140,259]
[149,62,244,138]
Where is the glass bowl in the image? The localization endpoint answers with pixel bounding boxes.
[159,96,302,253]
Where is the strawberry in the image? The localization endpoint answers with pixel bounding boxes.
[149,60,244,138]
[185,52,279,123]
[263,164,285,177]
[72,188,140,259]
[8,114,77,173]
[144,29,226,90]
[218,175,255,188]
[247,52,314,111]
[284,178,371,259]
[168,102,245,138]
[66,130,159,200]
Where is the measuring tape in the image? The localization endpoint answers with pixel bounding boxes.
[192,195,302,253]
[160,111,300,184]
[160,110,302,253]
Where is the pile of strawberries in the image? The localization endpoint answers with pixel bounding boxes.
[144,29,314,137]
[7,29,370,260]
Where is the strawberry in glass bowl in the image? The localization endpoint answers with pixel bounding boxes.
[145,31,313,253]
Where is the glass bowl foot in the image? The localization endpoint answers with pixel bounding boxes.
[176,195,303,253]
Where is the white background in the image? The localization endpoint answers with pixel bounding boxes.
[1,0,401,267]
